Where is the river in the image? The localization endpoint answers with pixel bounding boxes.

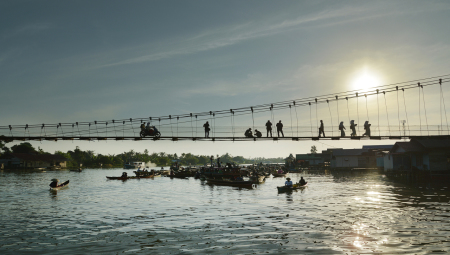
[1,169,449,254]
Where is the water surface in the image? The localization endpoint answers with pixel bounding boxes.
[1,169,449,254]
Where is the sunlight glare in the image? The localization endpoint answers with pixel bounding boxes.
[351,68,381,92]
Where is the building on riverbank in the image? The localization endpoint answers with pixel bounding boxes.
[0,153,68,169]
[384,138,450,175]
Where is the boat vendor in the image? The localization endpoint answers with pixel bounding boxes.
[121,172,128,178]
[285,178,293,188]
[49,178,59,188]
[299,177,306,186]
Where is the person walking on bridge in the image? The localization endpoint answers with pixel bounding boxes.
[203,121,210,138]
[276,120,284,137]
[318,120,325,137]
[339,121,346,137]
[265,120,273,137]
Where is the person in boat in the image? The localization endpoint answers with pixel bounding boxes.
[49,178,59,188]
[244,128,253,138]
[285,177,293,188]
[254,129,262,138]
[121,172,128,178]
[235,176,243,181]
[204,121,210,138]
[299,177,306,186]
[265,120,273,137]
[277,168,284,174]
[276,120,284,137]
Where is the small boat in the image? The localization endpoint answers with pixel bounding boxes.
[106,175,154,180]
[50,180,70,190]
[249,175,266,184]
[277,182,307,193]
[70,169,82,172]
[272,172,289,178]
[206,177,256,188]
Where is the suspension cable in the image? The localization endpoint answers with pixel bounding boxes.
[377,90,380,136]
[327,100,333,137]
[440,79,449,134]
[356,93,360,135]
[383,92,391,136]
[289,105,293,137]
[418,84,422,135]
[294,101,299,137]
[396,87,401,136]
[420,84,429,136]
[401,89,410,136]
[309,102,313,136]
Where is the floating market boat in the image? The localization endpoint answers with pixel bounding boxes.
[277,182,307,193]
[272,172,289,178]
[106,175,154,180]
[206,177,256,188]
[50,180,70,190]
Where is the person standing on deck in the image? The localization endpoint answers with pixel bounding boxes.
[203,121,210,138]
[339,121,346,137]
[276,120,284,137]
[318,120,325,137]
[265,120,273,137]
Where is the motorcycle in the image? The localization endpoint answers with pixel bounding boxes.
[140,126,161,138]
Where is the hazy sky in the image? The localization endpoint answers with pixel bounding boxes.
[1,0,450,158]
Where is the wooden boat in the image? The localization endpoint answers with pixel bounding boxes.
[50,180,70,190]
[206,177,255,188]
[249,175,266,184]
[70,169,82,172]
[106,174,154,180]
[272,172,289,177]
[277,182,307,192]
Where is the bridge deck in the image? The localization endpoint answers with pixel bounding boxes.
[2,135,450,142]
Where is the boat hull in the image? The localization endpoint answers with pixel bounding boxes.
[206,178,255,188]
[106,175,154,180]
[277,183,307,192]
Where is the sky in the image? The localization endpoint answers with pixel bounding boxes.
[1,0,450,158]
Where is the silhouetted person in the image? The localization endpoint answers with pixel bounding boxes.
[350,120,357,137]
[140,122,146,131]
[203,121,210,138]
[363,121,371,136]
[254,129,262,138]
[339,121,346,137]
[276,120,284,137]
[299,177,307,186]
[245,128,253,138]
[49,178,59,188]
[265,120,272,137]
[318,120,325,137]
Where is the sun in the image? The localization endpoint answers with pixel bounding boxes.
[351,68,381,92]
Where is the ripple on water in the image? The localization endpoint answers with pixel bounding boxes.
[1,169,450,254]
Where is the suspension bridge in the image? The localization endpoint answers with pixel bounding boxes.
[1,75,450,142]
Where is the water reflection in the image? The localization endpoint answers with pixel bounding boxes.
[1,169,450,254]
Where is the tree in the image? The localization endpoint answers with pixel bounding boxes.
[310,145,317,154]
[11,142,37,154]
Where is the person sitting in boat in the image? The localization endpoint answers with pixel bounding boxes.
[285,178,293,188]
[121,172,128,178]
[244,128,253,138]
[254,129,262,138]
[235,176,243,181]
[49,178,59,188]
[299,177,307,186]
[277,169,284,174]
